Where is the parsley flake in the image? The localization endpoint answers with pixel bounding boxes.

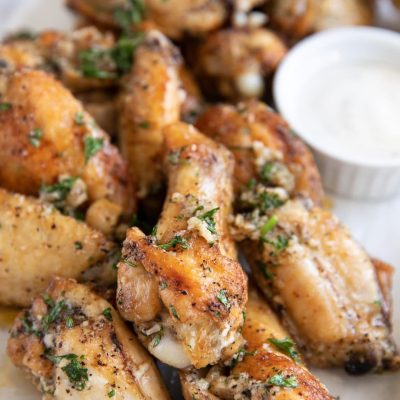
[28,128,43,148]
[158,235,190,251]
[268,337,300,362]
[216,289,230,308]
[268,372,298,388]
[102,307,113,321]
[0,102,11,111]
[84,136,104,163]
[170,305,180,320]
[197,207,219,235]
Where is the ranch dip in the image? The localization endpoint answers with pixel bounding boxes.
[298,60,400,163]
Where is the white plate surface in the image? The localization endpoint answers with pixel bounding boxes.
[0,1,399,399]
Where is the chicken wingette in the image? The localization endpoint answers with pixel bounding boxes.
[0,69,135,234]
[0,188,117,307]
[67,0,227,40]
[196,101,400,374]
[118,30,182,199]
[7,278,170,399]
[181,285,334,400]
[117,122,247,369]
[195,28,287,100]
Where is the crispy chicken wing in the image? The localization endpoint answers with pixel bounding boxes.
[180,285,333,400]
[117,122,247,368]
[118,30,182,199]
[197,101,399,374]
[266,0,374,41]
[8,278,170,399]
[0,188,117,307]
[196,100,323,205]
[0,69,135,229]
[67,0,227,39]
[195,28,287,100]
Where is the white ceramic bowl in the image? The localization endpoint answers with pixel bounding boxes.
[274,27,400,200]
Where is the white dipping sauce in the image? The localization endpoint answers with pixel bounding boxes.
[299,61,400,162]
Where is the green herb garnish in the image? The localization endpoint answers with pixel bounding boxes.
[0,102,11,111]
[158,235,190,251]
[74,241,83,250]
[40,177,78,203]
[28,128,43,147]
[197,207,219,235]
[74,112,85,125]
[65,316,74,328]
[268,372,298,388]
[159,281,168,290]
[170,305,180,320]
[216,289,230,308]
[84,136,104,163]
[47,353,88,391]
[42,298,67,331]
[268,337,300,362]
[260,215,278,237]
[108,388,116,397]
[113,0,146,32]
[102,307,113,321]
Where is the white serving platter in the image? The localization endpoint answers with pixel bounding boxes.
[0,1,399,399]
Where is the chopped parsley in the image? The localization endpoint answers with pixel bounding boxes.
[20,313,41,337]
[138,120,150,129]
[258,192,284,213]
[78,49,117,79]
[257,261,273,280]
[152,326,164,348]
[230,347,257,368]
[268,372,298,388]
[84,136,104,163]
[74,112,85,125]
[260,162,275,183]
[102,307,113,321]
[74,241,83,250]
[0,102,11,111]
[28,128,43,148]
[113,0,146,32]
[170,305,180,320]
[111,34,143,74]
[216,289,230,308]
[108,388,116,397]
[151,225,158,237]
[262,234,290,255]
[47,353,88,391]
[268,337,300,362]
[159,281,168,290]
[197,207,219,235]
[42,297,68,331]
[40,176,78,204]
[121,257,137,268]
[158,235,190,251]
[65,316,74,328]
[260,215,278,237]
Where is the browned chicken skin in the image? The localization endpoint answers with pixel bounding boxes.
[8,278,170,399]
[266,0,374,41]
[195,28,287,100]
[0,69,135,226]
[181,285,334,400]
[117,122,247,368]
[196,101,399,374]
[67,0,227,39]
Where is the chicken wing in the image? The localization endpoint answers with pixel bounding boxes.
[117,122,247,369]
[118,30,182,199]
[0,188,119,307]
[67,0,227,39]
[0,69,135,231]
[180,285,333,400]
[196,101,399,373]
[196,100,323,205]
[266,0,374,41]
[195,28,287,100]
[7,277,170,399]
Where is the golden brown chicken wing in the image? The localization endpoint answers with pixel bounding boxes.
[7,278,170,399]
[266,0,374,41]
[180,285,334,400]
[118,30,182,199]
[196,100,323,205]
[195,28,287,100]
[117,122,247,369]
[67,0,227,39]
[0,188,117,307]
[196,101,399,374]
[0,69,135,231]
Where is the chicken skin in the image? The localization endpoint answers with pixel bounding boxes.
[0,188,117,307]
[118,30,182,199]
[67,0,227,39]
[266,0,374,41]
[7,278,170,399]
[0,69,135,232]
[196,101,399,374]
[195,28,287,100]
[117,122,247,369]
[180,286,334,400]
